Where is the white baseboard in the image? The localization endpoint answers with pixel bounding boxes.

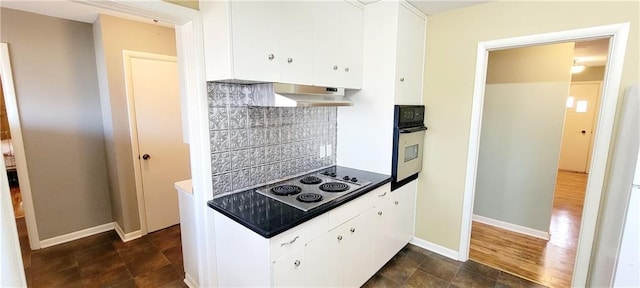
[184,273,199,288]
[410,237,460,261]
[40,222,114,248]
[114,222,143,242]
[472,214,550,240]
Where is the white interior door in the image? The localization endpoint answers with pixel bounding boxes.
[130,56,190,233]
[559,82,600,173]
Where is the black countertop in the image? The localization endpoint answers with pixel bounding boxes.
[208,166,391,238]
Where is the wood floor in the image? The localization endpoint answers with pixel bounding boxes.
[469,171,587,288]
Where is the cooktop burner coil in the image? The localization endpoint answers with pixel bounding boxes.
[296,193,323,203]
[319,182,350,193]
[300,176,322,185]
[271,185,302,196]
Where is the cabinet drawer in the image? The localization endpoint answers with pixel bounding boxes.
[270,213,328,261]
[328,188,378,228]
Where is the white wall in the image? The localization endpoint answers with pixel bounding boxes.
[337,1,398,174]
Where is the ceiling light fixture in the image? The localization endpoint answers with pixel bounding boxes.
[571,59,585,74]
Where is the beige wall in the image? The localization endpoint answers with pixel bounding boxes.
[487,43,575,84]
[93,15,177,233]
[0,8,112,239]
[418,1,639,250]
[572,66,606,82]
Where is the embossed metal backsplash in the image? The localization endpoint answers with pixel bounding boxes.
[208,82,337,196]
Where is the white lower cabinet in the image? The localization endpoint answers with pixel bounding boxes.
[214,182,418,287]
[303,210,373,287]
[371,181,417,271]
[304,226,343,287]
[272,248,306,287]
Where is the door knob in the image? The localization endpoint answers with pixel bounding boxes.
[581,130,586,134]
[142,154,151,160]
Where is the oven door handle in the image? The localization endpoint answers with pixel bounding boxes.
[399,126,428,133]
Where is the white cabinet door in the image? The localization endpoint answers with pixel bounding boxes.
[340,2,364,89]
[370,200,394,272]
[343,212,374,288]
[389,182,417,253]
[231,1,280,82]
[279,2,314,85]
[394,5,425,104]
[304,228,342,287]
[272,249,306,287]
[312,1,343,87]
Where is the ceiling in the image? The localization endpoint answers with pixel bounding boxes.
[0,1,173,27]
[1,0,491,28]
[405,0,490,15]
[573,38,610,67]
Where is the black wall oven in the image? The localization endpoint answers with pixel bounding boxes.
[392,105,427,190]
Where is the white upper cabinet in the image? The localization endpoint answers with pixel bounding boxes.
[279,2,314,85]
[202,1,364,89]
[390,3,426,105]
[230,1,280,82]
[394,4,426,104]
[313,1,364,89]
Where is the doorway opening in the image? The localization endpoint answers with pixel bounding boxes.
[467,38,609,287]
[459,23,630,288]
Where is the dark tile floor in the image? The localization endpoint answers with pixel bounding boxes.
[364,245,548,288]
[17,218,185,288]
[18,216,545,288]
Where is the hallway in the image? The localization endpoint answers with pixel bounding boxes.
[469,171,587,287]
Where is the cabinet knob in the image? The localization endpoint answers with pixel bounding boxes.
[350,228,355,233]
[287,57,293,63]
[378,211,383,216]
[268,54,275,60]
[400,77,405,82]
[333,65,338,70]
[337,235,343,241]
[294,260,301,267]
[344,67,350,72]
[142,154,151,160]
[395,201,399,205]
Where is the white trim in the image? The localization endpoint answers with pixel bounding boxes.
[113,221,143,242]
[0,43,41,250]
[459,23,630,288]
[472,215,550,240]
[184,273,199,288]
[410,237,459,261]
[39,222,114,249]
[122,50,178,236]
[175,16,217,288]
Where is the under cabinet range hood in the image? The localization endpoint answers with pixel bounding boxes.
[272,83,352,107]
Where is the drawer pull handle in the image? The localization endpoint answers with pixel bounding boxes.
[281,236,299,247]
[378,192,387,197]
[350,228,355,233]
[337,235,343,241]
[294,260,301,267]
[378,211,383,216]
[395,201,399,205]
